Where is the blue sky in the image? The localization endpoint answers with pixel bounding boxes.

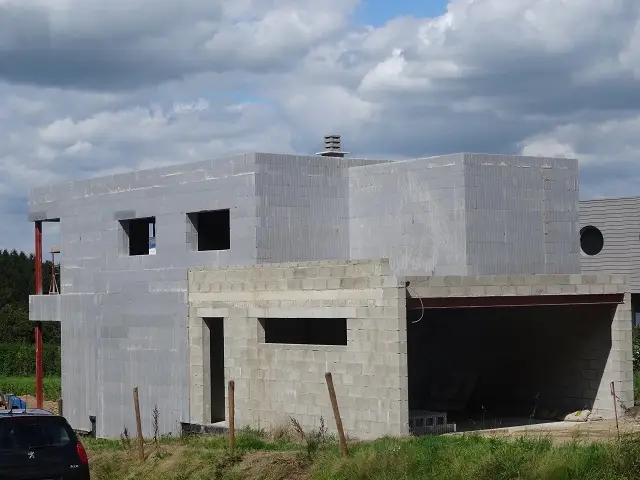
[355,0,447,25]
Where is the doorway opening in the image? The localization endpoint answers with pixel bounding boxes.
[204,317,225,423]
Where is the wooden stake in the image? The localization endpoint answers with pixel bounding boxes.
[325,372,349,457]
[610,381,621,443]
[228,380,235,456]
[133,387,144,461]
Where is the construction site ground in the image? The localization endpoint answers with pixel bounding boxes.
[450,410,640,444]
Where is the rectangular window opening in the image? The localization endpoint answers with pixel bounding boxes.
[187,209,230,252]
[259,318,347,346]
[120,217,156,256]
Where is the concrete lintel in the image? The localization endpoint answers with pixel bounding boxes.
[29,294,63,322]
[406,293,625,309]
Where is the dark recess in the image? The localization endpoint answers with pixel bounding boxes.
[189,210,230,251]
[260,318,347,346]
[204,317,225,423]
[121,217,155,256]
[580,225,604,256]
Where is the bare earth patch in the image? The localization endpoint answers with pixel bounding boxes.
[22,395,59,414]
[230,451,309,480]
[452,417,640,444]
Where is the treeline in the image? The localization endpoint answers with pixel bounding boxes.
[0,249,60,344]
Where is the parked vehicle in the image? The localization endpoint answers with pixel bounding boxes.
[0,408,90,479]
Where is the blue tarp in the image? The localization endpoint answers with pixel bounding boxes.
[1,394,27,409]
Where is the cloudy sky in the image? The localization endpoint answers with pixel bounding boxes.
[2,0,640,252]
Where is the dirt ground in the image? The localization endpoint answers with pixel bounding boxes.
[453,411,640,444]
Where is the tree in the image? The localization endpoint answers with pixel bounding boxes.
[0,250,60,344]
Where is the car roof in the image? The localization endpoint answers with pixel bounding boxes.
[0,409,55,417]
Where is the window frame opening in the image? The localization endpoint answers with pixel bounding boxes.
[119,216,156,256]
[258,318,348,346]
[187,209,230,252]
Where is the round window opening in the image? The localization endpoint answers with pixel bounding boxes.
[580,225,604,256]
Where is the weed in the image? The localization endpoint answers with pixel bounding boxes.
[120,426,132,451]
[290,416,328,459]
[152,405,160,447]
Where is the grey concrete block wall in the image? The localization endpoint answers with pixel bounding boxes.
[579,196,640,292]
[189,261,633,439]
[188,259,409,440]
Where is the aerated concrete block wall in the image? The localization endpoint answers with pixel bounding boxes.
[348,154,468,276]
[188,258,409,440]
[348,153,581,277]
[27,149,584,438]
[463,154,580,275]
[27,152,386,438]
[256,153,387,263]
[404,273,635,416]
[29,154,262,438]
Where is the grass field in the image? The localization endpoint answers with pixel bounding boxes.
[83,426,640,480]
[0,375,60,400]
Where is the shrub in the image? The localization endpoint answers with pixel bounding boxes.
[0,343,60,377]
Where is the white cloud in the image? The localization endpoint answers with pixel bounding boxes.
[2,0,640,250]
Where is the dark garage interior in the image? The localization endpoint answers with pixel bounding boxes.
[406,300,619,431]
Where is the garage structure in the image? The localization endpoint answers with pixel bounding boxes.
[187,259,634,440]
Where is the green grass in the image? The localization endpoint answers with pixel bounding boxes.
[0,375,60,400]
[312,435,640,480]
[635,371,640,404]
[81,426,640,480]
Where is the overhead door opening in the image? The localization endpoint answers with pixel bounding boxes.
[406,302,617,432]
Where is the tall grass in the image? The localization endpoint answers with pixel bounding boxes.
[0,376,61,400]
[312,435,640,480]
[82,427,640,480]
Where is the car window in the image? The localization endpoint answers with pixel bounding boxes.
[0,417,72,450]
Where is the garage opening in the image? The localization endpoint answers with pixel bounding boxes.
[406,299,618,433]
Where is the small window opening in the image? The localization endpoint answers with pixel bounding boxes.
[120,217,156,256]
[580,225,603,256]
[187,209,230,251]
[259,318,347,346]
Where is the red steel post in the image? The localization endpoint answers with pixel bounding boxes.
[35,221,43,409]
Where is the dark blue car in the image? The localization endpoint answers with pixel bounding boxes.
[0,408,90,479]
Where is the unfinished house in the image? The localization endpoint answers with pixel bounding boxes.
[28,137,635,439]
[580,196,640,326]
